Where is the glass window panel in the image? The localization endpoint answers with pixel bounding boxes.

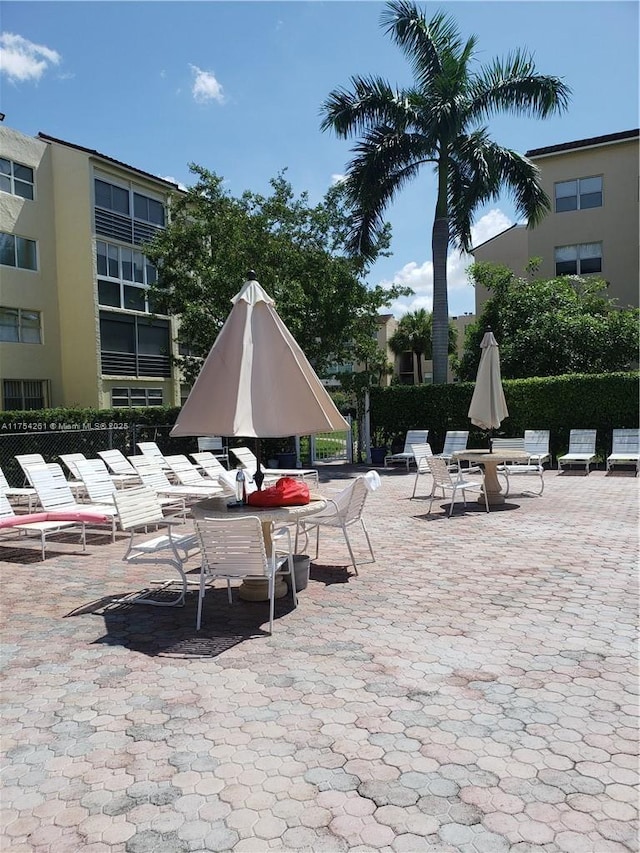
[137,320,169,355]
[133,251,144,283]
[98,280,121,307]
[111,388,130,406]
[556,196,577,213]
[112,184,129,214]
[123,285,146,312]
[3,380,23,409]
[100,315,135,352]
[0,308,19,342]
[579,176,602,194]
[147,198,165,226]
[130,390,148,406]
[555,180,577,198]
[16,237,36,270]
[21,311,41,343]
[0,174,11,193]
[95,179,111,208]
[133,193,148,220]
[0,159,10,175]
[578,243,602,259]
[580,192,602,210]
[147,389,163,402]
[555,245,578,262]
[96,242,107,276]
[107,244,119,277]
[121,247,133,281]
[14,164,34,182]
[0,232,15,266]
[145,258,157,285]
[556,260,577,275]
[580,257,602,274]
[14,181,34,201]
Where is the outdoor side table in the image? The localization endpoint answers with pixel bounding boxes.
[191,495,327,599]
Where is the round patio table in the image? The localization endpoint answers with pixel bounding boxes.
[453,449,530,506]
[191,495,327,599]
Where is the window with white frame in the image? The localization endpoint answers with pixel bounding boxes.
[94,176,166,245]
[3,379,49,410]
[111,387,164,407]
[555,176,603,212]
[0,158,35,200]
[96,240,160,312]
[555,242,603,276]
[0,232,37,270]
[0,307,42,343]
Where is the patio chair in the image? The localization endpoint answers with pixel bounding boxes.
[59,453,89,485]
[24,463,119,542]
[423,455,489,516]
[524,430,551,467]
[128,455,222,505]
[136,441,172,470]
[492,437,544,496]
[557,429,597,474]
[97,449,141,486]
[410,443,433,499]
[196,436,229,468]
[434,431,469,468]
[112,486,200,607]
[297,475,375,575]
[606,428,639,475]
[164,454,239,498]
[0,465,38,512]
[384,430,429,471]
[194,515,296,632]
[16,453,85,498]
[230,446,319,488]
[0,491,86,560]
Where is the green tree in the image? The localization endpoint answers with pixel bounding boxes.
[388,308,457,383]
[320,0,570,385]
[455,262,640,379]
[145,166,410,383]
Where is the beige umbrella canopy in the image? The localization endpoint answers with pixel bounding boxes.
[468,330,509,435]
[171,274,349,482]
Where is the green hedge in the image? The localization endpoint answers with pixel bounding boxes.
[370,372,639,459]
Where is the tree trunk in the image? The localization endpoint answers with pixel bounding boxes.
[431,215,450,384]
[414,349,423,384]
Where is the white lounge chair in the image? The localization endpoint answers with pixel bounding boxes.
[606,429,639,475]
[423,455,489,516]
[493,437,544,496]
[231,446,318,488]
[129,455,221,505]
[297,475,375,575]
[524,430,551,467]
[0,465,38,512]
[0,491,86,560]
[164,454,238,498]
[194,515,296,632]
[557,429,597,474]
[112,486,200,607]
[196,436,229,467]
[136,441,172,470]
[384,430,429,471]
[97,449,141,486]
[434,431,469,468]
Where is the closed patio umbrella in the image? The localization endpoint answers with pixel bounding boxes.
[468,330,509,443]
[171,273,349,486]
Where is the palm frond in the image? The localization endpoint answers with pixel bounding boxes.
[320,75,420,137]
[469,49,571,119]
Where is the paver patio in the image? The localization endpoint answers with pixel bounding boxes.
[1,463,638,853]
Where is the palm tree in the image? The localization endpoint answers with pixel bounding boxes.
[320,0,570,384]
[389,308,457,383]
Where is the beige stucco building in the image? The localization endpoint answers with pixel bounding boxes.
[1,125,183,411]
[472,129,639,314]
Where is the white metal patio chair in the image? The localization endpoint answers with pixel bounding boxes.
[557,429,597,474]
[524,430,551,467]
[492,437,544,496]
[196,436,229,467]
[297,475,375,575]
[0,465,38,512]
[194,515,296,633]
[410,443,433,499]
[112,487,200,607]
[424,455,489,516]
[97,449,141,486]
[231,446,319,488]
[606,429,639,475]
[0,491,86,561]
[384,430,429,471]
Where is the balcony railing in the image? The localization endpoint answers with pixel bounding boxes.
[101,351,171,377]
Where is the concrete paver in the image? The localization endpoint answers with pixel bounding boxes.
[1,463,638,852]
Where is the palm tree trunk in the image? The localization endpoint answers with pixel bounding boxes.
[414,349,423,384]
[431,215,450,384]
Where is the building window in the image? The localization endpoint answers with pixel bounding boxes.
[94,177,165,246]
[0,307,42,343]
[111,387,164,407]
[555,243,603,275]
[96,240,160,312]
[0,232,37,270]
[0,158,35,200]
[555,176,603,212]
[3,379,49,410]
[99,311,171,377]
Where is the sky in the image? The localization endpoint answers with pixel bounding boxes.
[1,1,638,318]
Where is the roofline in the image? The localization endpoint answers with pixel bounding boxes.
[471,223,523,253]
[526,128,639,159]
[37,132,181,190]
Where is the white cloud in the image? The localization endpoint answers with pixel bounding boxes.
[0,32,60,83]
[379,208,513,318]
[160,175,188,191]
[331,173,346,185]
[190,64,225,104]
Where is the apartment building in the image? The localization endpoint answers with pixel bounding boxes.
[0,125,183,411]
[472,129,639,313]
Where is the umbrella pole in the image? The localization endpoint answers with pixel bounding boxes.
[254,440,265,490]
